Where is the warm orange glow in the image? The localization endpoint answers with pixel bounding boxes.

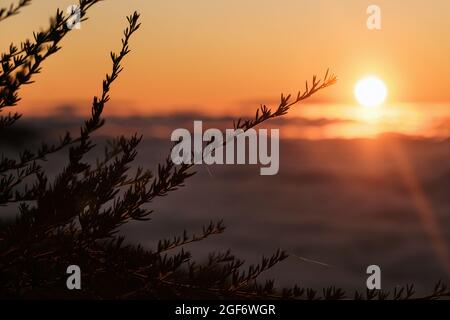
[354,76,387,108]
[2,1,450,116]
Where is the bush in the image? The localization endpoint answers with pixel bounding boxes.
[0,0,447,300]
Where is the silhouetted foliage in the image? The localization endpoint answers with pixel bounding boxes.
[1,1,449,300]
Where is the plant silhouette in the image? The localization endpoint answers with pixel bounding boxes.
[0,1,448,299]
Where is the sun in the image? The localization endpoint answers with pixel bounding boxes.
[354,76,387,108]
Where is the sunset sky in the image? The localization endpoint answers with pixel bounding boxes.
[2,1,450,296]
[2,0,450,116]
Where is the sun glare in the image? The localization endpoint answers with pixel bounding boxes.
[354,76,387,108]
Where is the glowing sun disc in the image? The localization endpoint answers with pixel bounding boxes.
[354,76,387,108]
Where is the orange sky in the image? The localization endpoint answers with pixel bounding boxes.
[2,0,450,116]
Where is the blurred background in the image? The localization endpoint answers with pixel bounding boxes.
[1,0,450,293]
